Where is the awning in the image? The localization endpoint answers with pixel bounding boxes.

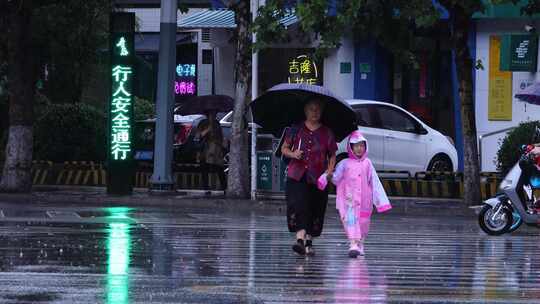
[473,0,540,19]
[115,0,212,8]
[178,9,297,29]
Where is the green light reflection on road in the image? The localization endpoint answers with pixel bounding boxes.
[106,208,131,304]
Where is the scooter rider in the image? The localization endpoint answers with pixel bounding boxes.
[520,143,540,211]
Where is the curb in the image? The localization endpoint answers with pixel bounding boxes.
[7,161,503,200]
[0,186,475,217]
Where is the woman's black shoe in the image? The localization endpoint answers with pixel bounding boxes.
[305,240,314,256]
[292,239,306,255]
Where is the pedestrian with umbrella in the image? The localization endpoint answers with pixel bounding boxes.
[251,83,357,256]
[178,95,234,190]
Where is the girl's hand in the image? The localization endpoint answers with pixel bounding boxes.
[326,173,333,182]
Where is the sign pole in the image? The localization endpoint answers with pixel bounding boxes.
[107,12,136,195]
[251,0,259,200]
[150,0,177,192]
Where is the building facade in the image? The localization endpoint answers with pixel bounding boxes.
[124,1,540,173]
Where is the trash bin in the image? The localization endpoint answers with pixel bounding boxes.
[256,151,273,191]
[256,136,288,193]
[279,159,287,192]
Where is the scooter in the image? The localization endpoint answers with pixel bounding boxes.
[478,154,540,235]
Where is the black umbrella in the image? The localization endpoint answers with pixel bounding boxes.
[176,95,234,115]
[250,83,357,141]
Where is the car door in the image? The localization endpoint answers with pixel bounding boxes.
[352,104,385,170]
[375,105,428,173]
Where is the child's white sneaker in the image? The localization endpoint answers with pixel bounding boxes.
[358,242,365,256]
[348,244,361,258]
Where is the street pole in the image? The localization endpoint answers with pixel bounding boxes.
[150,0,177,192]
[250,0,259,200]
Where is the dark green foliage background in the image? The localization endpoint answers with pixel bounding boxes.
[497,120,540,174]
[34,103,106,162]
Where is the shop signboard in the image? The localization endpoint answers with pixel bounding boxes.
[108,12,135,194]
[489,36,513,121]
[287,54,321,85]
[500,34,538,72]
[175,63,197,96]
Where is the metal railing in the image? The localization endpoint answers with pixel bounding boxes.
[478,127,515,170]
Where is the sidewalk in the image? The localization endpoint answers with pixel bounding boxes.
[0,185,475,216]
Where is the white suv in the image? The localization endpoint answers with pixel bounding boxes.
[338,100,458,174]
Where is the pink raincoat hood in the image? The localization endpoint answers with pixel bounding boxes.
[347,130,368,161]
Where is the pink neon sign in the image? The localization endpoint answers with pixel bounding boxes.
[175,81,196,95]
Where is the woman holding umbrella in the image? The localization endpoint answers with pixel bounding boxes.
[178,95,234,190]
[281,98,337,256]
[196,110,226,190]
[251,83,356,256]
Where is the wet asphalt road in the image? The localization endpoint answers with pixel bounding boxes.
[0,201,538,303]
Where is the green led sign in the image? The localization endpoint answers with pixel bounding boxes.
[111,64,133,161]
[108,13,135,195]
[115,37,130,56]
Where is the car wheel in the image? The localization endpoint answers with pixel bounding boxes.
[427,154,453,172]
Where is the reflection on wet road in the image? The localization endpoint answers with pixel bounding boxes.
[0,203,538,303]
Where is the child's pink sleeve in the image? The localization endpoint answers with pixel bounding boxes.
[331,160,346,186]
[370,164,392,213]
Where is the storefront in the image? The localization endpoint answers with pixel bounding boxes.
[352,25,458,156]
[475,19,540,171]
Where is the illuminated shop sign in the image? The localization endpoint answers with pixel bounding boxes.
[287,54,320,85]
[175,63,196,96]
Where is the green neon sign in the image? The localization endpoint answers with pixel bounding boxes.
[111,64,133,161]
[115,37,130,56]
[108,12,135,195]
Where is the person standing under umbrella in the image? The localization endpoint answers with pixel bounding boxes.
[281,98,337,256]
[178,95,233,191]
[196,110,226,190]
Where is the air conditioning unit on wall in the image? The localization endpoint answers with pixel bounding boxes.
[197,28,235,96]
[198,29,214,96]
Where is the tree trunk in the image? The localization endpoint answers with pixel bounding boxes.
[0,1,37,193]
[452,7,481,205]
[227,0,252,198]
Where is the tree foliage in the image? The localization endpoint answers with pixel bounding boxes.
[134,96,155,121]
[32,0,112,104]
[497,121,540,175]
[254,0,441,64]
[34,103,107,162]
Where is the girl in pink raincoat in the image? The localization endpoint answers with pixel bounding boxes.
[329,130,392,258]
